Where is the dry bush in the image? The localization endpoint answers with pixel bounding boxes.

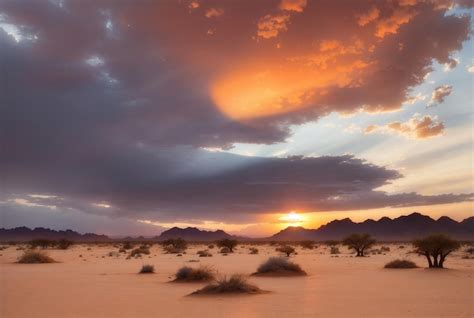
[276,245,295,257]
[174,265,215,282]
[56,239,74,250]
[129,246,150,257]
[380,246,390,252]
[197,250,212,257]
[122,242,134,250]
[300,240,315,249]
[384,259,417,269]
[29,239,53,249]
[219,247,231,254]
[330,246,340,254]
[18,250,56,263]
[139,264,155,274]
[254,256,306,276]
[190,275,261,295]
[249,247,259,254]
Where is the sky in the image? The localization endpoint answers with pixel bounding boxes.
[0,0,473,237]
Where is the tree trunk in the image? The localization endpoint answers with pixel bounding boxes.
[425,254,433,268]
[432,254,439,268]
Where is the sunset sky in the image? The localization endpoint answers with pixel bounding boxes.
[1,0,473,237]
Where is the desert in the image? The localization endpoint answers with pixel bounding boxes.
[1,238,473,318]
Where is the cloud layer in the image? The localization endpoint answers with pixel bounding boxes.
[0,0,472,227]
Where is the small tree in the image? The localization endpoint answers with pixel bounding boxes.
[216,239,238,253]
[342,233,376,257]
[276,245,296,257]
[300,240,315,249]
[412,234,460,268]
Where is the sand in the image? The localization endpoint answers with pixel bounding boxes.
[0,243,472,318]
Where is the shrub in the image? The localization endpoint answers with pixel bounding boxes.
[197,250,212,257]
[174,266,215,282]
[216,239,238,253]
[413,234,460,268]
[465,247,474,255]
[129,246,150,257]
[208,244,215,249]
[122,241,134,250]
[249,247,259,254]
[342,233,376,257]
[380,246,390,252]
[254,257,306,276]
[300,240,315,249]
[56,239,74,250]
[18,250,55,263]
[162,238,187,251]
[330,246,340,254]
[276,245,295,257]
[139,264,155,274]
[164,245,184,254]
[190,275,261,295]
[29,239,53,249]
[108,251,120,257]
[220,247,231,254]
[384,259,417,269]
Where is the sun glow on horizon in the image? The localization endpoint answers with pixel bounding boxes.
[279,211,305,225]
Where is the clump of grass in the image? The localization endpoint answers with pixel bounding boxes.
[249,247,259,254]
[190,275,261,295]
[254,257,306,276]
[330,246,340,254]
[380,246,390,252]
[129,245,150,257]
[174,265,215,282]
[197,250,212,257]
[220,247,231,254]
[208,244,215,249]
[139,264,155,274]
[17,250,56,264]
[384,259,418,269]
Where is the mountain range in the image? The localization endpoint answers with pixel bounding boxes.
[1,213,472,242]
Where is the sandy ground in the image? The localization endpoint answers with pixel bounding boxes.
[0,243,472,318]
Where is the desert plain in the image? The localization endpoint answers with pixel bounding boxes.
[0,243,472,318]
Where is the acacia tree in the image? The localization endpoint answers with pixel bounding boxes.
[412,234,460,268]
[216,239,238,253]
[342,233,376,257]
[276,245,296,257]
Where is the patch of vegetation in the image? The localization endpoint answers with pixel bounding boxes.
[249,247,259,254]
[208,244,215,249]
[324,240,339,247]
[384,259,417,269]
[197,250,212,257]
[56,239,73,250]
[216,239,238,253]
[29,239,54,249]
[190,275,261,295]
[276,245,296,257]
[219,247,231,254]
[413,234,460,268]
[139,264,155,274]
[342,233,376,257]
[129,245,151,257]
[300,240,315,249]
[18,250,56,263]
[330,246,340,254]
[162,238,187,254]
[254,257,306,276]
[174,265,215,282]
[122,242,134,250]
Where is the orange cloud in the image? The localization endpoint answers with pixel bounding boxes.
[375,7,417,38]
[279,0,307,13]
[205,8,224,18]
[357,7,380,26]
[257,14,290,39]
[365,115,445,139]
[428,85,453,106]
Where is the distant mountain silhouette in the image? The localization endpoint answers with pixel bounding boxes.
[0,227,110,242]
[270,212,474,241]
[156,227,235,241]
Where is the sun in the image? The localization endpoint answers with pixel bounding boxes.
[279,211,304,223]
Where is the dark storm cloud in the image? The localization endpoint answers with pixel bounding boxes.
[0,0,472,225]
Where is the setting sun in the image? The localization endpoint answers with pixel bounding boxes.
[279,211,304,223]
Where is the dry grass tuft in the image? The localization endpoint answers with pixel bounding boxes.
[254,257,306,276]
[190,275,262,295]
[384,259,418,269]
[139,264,155,274]
[174,265,215,282]
[18,250,56,264]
